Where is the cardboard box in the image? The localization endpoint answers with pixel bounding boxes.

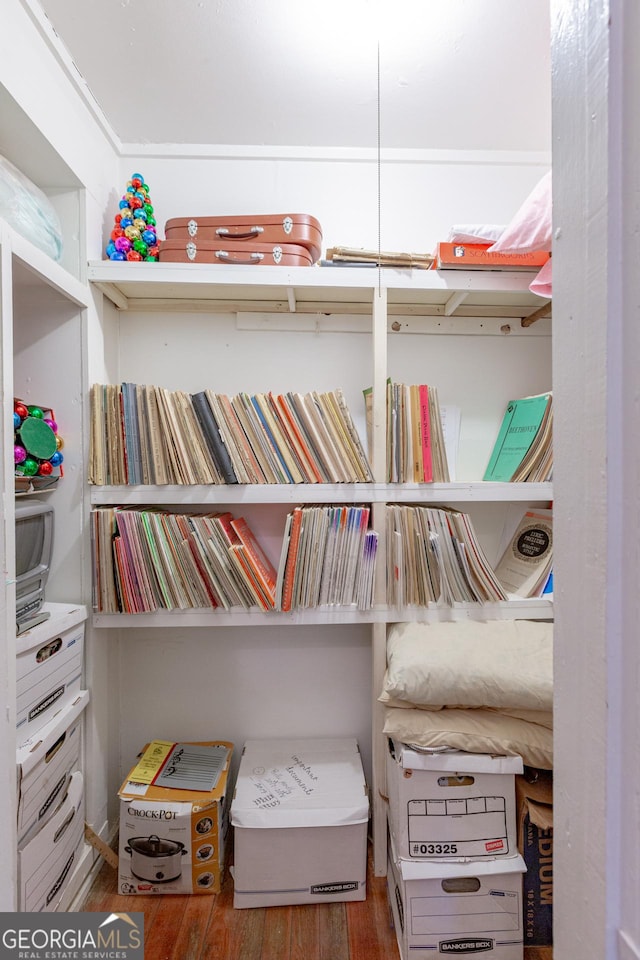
[387,740,523,861]
[117,740,234,895]
[18,770,85,912]
[516,773,553,947]
[387,834,526,960]
[231,737,369,908]
[16,604,86,745]
[16,689,89,844]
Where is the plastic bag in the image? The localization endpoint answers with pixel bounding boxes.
[0,154,63,261]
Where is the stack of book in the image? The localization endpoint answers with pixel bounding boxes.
[494,507,553,599]
[386,504,508,607]
[483,392,553,482]
[91,507,277,614]
[433,242,550,272]
[364,381,450,483]
[275,505,378,612]
[89,383,373,485]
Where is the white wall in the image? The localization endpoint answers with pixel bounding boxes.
[116,147,549,259]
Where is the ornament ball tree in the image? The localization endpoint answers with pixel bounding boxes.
[105,173,160,261]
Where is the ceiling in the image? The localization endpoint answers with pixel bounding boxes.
[36,0,551,152]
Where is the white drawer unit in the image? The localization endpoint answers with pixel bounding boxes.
[16,604,87,745]
[18,771,85,912]
[16,690,89,844]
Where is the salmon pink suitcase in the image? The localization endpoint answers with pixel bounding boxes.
[158,238,315,266]
[163,213,322,263]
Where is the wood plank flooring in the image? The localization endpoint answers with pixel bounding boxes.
[80,844,552,959]
[81,843,400,960]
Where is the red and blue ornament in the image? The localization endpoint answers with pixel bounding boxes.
[14,400,64,482]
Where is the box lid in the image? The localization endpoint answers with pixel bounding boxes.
[231,738,369,829]
[394,743,523,775]
[16,602,87,657]
[118,740,233,806]
[17,689,90,778]
[398,852,526,882]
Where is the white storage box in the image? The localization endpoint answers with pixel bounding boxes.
[387,740,523,860]
[16,689,89,844]
[231,738,369,908]
[18,770,85,912]
[388,834,526,960]
[16,603,86,745]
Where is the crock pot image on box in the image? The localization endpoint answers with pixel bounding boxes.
[125,834,187,883]
[195,816,213,835]
[195,842,214,862]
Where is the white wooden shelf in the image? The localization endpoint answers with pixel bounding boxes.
[92,597,552,629]
[6,223,89,307]
[87,261,549,323]
[89,481,553,506]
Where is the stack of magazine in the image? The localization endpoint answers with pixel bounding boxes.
[91,506,278,614]
[89,383,373,485]
[386,504,508,606]
[363,380,450,483]
[483,392,552,482]
[275,505,378,612]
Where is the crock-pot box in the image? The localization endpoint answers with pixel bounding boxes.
[164,213,323,263]
[18,770,85,912]
[231,737,369,908]
[158,238,314,266]
[16,689,89,844]
[386,739,523,862]
[387,832,527,960]
[16,603,87,746]
[117,740,233,896]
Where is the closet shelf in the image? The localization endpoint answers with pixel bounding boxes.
[89,481,553,506]
[92,597,552,629]
[4,222,89,307]
[87,261,548,323]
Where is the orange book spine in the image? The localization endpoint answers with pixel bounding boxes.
[280,507,303,613]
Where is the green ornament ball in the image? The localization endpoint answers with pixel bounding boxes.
[21,458,39,476]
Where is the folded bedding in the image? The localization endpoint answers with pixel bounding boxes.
[382,705,553,769]
[383,620,553,712]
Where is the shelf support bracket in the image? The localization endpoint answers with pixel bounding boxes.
[286,286,297,312]
[521,300,552,327]
[443,291,468,316]
[93,282,129,311]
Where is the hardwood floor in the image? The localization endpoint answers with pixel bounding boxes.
[81,842,400,960]
[80,843,552,959]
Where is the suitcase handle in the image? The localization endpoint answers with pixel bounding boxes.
[215,226,264,239]
[215,250,264,264]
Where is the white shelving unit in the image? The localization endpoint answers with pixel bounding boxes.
[86,259,552,874]
[0,221,93,909]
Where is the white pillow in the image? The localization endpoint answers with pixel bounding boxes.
[488,171,552,254]
[378,694,553,730]
[384,620,553,711]
[383,706,553,769]
[447,224,505,244]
